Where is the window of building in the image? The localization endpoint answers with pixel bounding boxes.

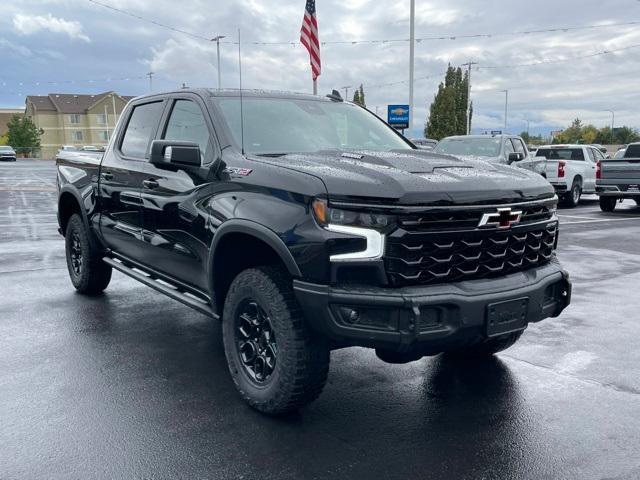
[163,100,210,158]
[69,114,81,124]
[96,113,107,125]
[72,131,83,142]
[120,101,164,159]
[99,130,109,142]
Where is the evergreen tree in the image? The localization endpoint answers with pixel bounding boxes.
[7,114,41,151]
[352,84,366,107]
[425,65,469,140]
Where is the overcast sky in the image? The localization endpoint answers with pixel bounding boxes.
[2,0,640,137]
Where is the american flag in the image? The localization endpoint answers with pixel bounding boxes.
[300,0,321,80]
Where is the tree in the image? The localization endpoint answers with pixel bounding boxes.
[614,126,640,144]
[520,131,531,144]
[7,115,41,153]
[425,65,469,140]
[352,84,366,107]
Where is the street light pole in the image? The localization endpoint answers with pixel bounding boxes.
[408,0,415,134]
[341,86,351,99]
[501,89,509,132]
[211,35,226,90]
[607,110,615,144]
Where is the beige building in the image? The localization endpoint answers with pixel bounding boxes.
[0,108,24,136]
[25,92,135,158]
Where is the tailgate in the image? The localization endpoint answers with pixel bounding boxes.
[599,158,640,182]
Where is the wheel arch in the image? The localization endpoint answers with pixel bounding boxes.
[208,220,302,314]
[58,187,88,235]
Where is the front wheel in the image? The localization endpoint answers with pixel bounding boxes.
[65,214,112,294]
[222,266,330,415]
[444,330,524,359]
[599,196,617,212]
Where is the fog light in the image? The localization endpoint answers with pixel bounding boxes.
[348,309,360,323]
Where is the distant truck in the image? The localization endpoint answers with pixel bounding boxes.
[433,134,531,165]
[517,145,603,208]
[596,142,640,212]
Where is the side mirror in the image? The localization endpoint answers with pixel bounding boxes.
[508,152,524,163]
[150,140,201,169]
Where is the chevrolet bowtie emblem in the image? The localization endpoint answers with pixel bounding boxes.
[478,207,522,229]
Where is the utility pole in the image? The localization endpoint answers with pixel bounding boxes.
[501,89,509,132]
[211,35,226,90]
[461,61,477,135]
[341,86,351,99]
[146,71,154,93]
[408,0,415,133]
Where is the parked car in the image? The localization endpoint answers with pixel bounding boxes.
[433,134,530,164]
[411,138,438,150]
[614,148,627,159]
[56,88,570,414]
[0,145,17,161]
[517,144,602,207]
[596,142,640,212]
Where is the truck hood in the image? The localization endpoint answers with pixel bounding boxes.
[250,149,554,205]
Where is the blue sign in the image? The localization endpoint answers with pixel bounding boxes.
[388,104,410,130]
[490,130,503,135]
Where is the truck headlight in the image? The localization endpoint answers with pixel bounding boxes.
[312,199,392,230]
[312,199,389,262]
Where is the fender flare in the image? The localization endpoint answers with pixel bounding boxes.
[58,185,91,233]
[207,219,303,296]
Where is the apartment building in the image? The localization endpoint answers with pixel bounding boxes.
[25,92,135,158]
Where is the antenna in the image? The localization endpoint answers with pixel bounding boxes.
[238,28,245,155]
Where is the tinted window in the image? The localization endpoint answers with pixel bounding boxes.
[163,100,211,158]
[215,97,409,154]
[535,148,585,161]
[625,144,640,157]
[120,102,164,158]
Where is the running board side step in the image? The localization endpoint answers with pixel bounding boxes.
[102,257,218,319]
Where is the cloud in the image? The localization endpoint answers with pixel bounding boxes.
[12,13,90,42]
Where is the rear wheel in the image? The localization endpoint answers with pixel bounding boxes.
[444,330,524,359]
[222,266,330,415]
[65,214,112,294]
[563,179,581,208]
[599,196,617,212]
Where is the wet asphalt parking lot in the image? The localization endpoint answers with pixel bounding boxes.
[1,159,640,480]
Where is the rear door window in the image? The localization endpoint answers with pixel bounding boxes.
[586,148,596,163]
[511,138,527,155]
[120,101,164,159]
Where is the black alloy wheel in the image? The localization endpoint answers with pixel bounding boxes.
[236,300,278,384]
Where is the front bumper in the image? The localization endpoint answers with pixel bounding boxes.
[294,258,571,354]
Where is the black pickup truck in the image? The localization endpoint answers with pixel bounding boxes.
[56,89,571,414]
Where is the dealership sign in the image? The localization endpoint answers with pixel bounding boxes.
[387,105,410,130]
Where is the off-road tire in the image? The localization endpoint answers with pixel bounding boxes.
[444,330,524,358]
[563,179,582,208]
[599,196,617,212]
[65,213,112,294]
[222,266,330,415]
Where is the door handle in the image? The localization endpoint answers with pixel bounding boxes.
[101,171,113,181]
[143,179,159,190]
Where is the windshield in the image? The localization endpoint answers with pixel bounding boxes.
[434,137,501,157]
[0,146,13,151]
[214,97,411,154]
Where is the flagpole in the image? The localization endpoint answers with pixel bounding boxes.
[313,79,317,95]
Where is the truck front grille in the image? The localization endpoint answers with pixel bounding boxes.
[385,222,557,287]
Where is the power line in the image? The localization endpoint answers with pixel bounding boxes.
[478,42,640,69]
[85,1,640,46]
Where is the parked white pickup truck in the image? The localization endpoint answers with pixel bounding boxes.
[516,144,601,207]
